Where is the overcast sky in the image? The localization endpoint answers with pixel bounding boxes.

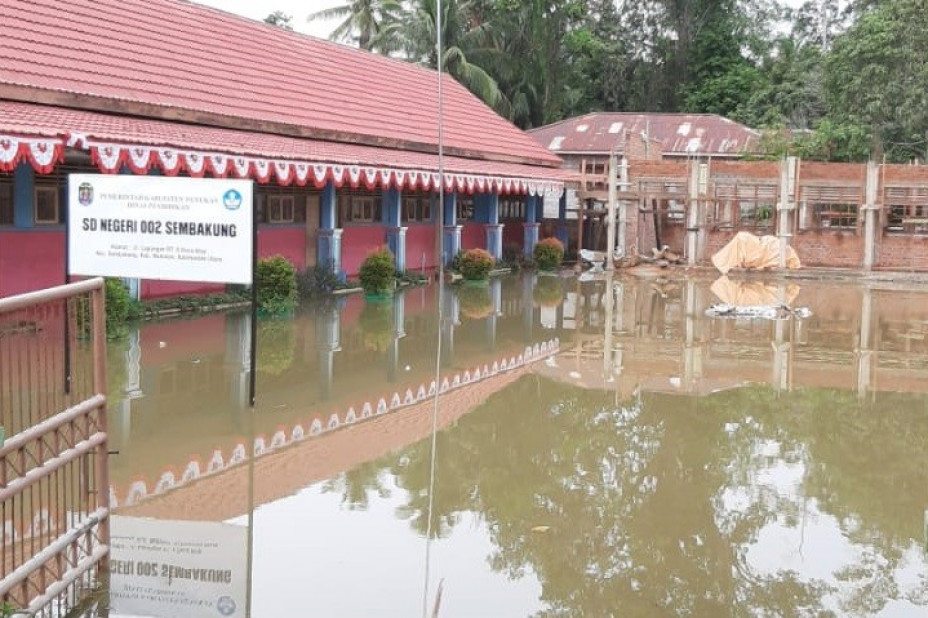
[194,0,812,43]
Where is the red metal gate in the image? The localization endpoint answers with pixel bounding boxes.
[0,278,110,617]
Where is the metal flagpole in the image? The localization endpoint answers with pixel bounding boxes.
[423,0,446,615]
[249,184,258,408]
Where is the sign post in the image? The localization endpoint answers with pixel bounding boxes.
[67,174,258,403]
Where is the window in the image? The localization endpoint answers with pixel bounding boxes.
[402,194,431,223]
[268,195,295,223]
[457,197,474,222]
[738,202,775,229]
[499,198,525,221]
[0,175,12,226]
[34,184,61,225]
[340,193,381,223]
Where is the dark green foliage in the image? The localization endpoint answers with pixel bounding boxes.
[359,248,396,296]
[457,283,493,319]
[257,318,295,376]
[359,298,394,351]
[532,275,564,307]
[458,248,495,281]
[256,255,297,315]
[533,237,565,271]
[297,263,340,298]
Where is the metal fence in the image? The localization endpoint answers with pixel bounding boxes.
[0,279,110,618]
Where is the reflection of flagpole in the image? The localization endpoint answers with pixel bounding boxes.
[245,402,255,617]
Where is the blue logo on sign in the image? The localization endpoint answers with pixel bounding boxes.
[223,189,242,211]
[216,595,236,616]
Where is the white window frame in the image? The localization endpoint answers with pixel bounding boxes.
[268,194,295,223]
[34,185,60,225]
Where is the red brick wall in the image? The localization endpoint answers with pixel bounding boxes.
[341,225,386,276]
[876,234,928,270]
[405,223,437,272]
[0,230,65,297]
[792,231,864,268]
[461,222,485,251]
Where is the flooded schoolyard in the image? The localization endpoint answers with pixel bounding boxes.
[99,274,928,616]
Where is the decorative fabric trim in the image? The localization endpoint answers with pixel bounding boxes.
[0,132,564,197]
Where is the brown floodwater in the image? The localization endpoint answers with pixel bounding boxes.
[100,273,928,617]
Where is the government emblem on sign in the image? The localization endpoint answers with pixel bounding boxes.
[78,182,94,206]
[222,189,242,211]
[216,595,236,616]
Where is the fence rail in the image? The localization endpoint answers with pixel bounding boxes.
[1,278,109,618]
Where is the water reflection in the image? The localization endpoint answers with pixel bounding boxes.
[102,274,928,616]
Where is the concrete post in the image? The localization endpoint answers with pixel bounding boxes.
[863,160,879,271]
[618,158,629,257]
[317,180,343,275]
[777,157,798,269]
[686,162,700,266]
[523,195,540,257]
[606,152,618,269]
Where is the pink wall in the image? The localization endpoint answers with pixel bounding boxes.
[502,222,522,250]
[405,224,437,272]
[461,223,485,251]
[0,230,66,297]
[258,226,307,270]
[342,226,387,276]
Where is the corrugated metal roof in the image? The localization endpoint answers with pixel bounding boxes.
[528,112,760,157]
[0,0,560,168]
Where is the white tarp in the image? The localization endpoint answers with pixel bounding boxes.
[109,516,248,618]
[68,175,254,284]
[711,231,801,275]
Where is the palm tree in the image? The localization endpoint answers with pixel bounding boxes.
[308,0,401,51]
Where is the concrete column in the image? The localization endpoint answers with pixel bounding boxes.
[777,157,798,269]
[617,158,629,257]
[685,163,703,266]
[863,161,879,271]
[317,181,343,274]
[771,283,792,393]
[382,187,407,271]
[442,192,461,265]
[606,152,617,269]
[683,278,703,391]
[603,272,615,378]
[556,191,569,249]
[13,162,34,228]
[523,195,540,257]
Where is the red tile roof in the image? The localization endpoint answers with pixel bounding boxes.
[0,0,560,168]
[0,100,569,188]
[528,112,760,157]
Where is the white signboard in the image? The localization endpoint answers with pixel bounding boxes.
[109,516,248,618]
[542,190,561,219]
[68,175,253,284]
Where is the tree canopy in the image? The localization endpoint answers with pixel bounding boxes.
[310,0,928,162]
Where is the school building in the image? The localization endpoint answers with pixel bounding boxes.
[0,0,569,298]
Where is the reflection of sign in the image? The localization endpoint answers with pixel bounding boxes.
[109,516,247,618]
[67,174,253,284]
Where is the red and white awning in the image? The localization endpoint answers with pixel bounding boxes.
[0,101,567,197]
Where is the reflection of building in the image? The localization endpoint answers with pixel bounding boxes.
[0,0,568,299]
[539,274,928,400]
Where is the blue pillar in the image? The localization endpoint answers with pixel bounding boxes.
[486,278,502,351]
[315,299,341,401]
[556,191,569,249]
[317,180,343,276]
[523,195,540,257]
[387,291,406,382]
[442,192,462,265]
[383,187,406,272]
[484,191,503,260]
[13,163,34,228]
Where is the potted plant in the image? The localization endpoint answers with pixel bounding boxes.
[359,247,396,298]
[256,255,297,316]
[533,237,565,272]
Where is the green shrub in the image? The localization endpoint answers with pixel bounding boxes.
[297,263,339,298]
[256,255,297,315]
[76,278,136,340]
[533,237,565,271]
[458,248,495,281]
[359,248,395,296]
